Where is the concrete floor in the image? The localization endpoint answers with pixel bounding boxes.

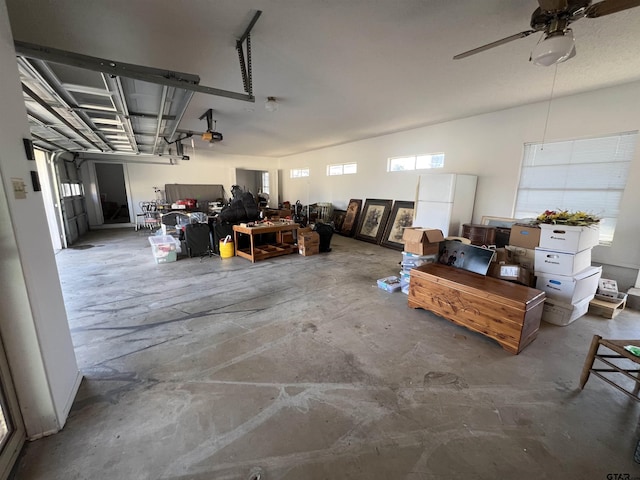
[13,228,640,479]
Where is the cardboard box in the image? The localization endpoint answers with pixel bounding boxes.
[542,295,593,326]
[299,243,319,256]
[402,228,444,256]
[488,263,534,286]
[298,231,320,248]
[535,266,602,303]
[505,245,536,270]
[491,248,512,264]
[538,224,600,253]
[534,247,591,276]
[281,231,295,244]
[589,293,627,318]
[597,278,619,298]
[297,226,313,235]
[509,224,541,249]
[377,276,401,292]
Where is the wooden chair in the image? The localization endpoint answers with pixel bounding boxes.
[580,335,640,401]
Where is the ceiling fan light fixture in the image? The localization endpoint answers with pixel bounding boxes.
[265,96,278,112]
[531,30,575,66]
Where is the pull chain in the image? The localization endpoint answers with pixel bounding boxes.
[541,63,559,151]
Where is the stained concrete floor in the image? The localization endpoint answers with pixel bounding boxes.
[13,228,640,479]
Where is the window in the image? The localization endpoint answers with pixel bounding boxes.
[388,153,445,172]
[60,183,83,197]
[327,162,357,176]
[290,168,309,178]
[261,172,270,194]
[514,132,637,245]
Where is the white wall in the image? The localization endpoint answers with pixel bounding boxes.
[279,81,640,271]
[80,150,280,226]
[0,0,81,438]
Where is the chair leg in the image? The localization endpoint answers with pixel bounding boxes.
[580,334,602,389]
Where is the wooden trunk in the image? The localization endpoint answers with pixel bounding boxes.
[409,263,545,354]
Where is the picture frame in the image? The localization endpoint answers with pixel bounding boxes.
[381,200,414,250]
[331,209,347,233]
[355,199,393,244]
[437,240,495,276]
[480,216,519,229]
[340,199,362,237]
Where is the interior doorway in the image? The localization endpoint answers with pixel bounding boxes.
[95,163,130,224]
[235,168,271,207]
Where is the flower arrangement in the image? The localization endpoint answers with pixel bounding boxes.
[536,210,600,226]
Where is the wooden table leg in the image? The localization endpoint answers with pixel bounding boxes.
[580,334,602,389]
[233,230,239,257]
[250,232,255,263]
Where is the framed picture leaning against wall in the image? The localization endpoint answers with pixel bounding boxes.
[381,200,414,250]
[355,199,393,244]
[340,199,362,236]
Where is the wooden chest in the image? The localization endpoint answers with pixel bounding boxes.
[409,264,545,354]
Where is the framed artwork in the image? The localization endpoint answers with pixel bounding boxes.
[340,199,362,236]
[480,216,519,229]
[355,199,393,244]
[381,201,414,250]
[437,240,495,276]
[331,209,347,232]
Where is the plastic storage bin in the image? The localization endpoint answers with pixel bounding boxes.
[377,276,401,292]
[149,235,180,264]
[401,252,438,272]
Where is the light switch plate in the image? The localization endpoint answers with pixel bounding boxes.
[11,178,26,199]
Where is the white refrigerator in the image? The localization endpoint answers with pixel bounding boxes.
[413,173,477,237]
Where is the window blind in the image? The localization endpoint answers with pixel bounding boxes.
[514,131,637,244]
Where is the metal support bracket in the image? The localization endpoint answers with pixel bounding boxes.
[236,10,262,96]
[15,40,255,103]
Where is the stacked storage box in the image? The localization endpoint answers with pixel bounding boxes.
[501,224,540,286]
[534,224,601,326]
[399,228,443,295]
[399,252,438,294]
[298,231,320,256]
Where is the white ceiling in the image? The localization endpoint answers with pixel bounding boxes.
[6,0,640,158]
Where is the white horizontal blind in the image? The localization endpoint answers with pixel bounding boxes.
[514,131,637,244]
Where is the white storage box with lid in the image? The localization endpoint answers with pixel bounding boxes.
[535,266,602,303]
[377,276,401,292]
[149,235,180,264]
[538,224,599,253]
[542,295,594,326]
[401,252,437,272]
[534,247,591,276]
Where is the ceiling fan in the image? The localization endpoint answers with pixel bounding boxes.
[453,0,640,66]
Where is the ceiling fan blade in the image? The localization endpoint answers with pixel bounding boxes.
[453,30,537,60]
[538,0,569,11]
[585,0,640,17]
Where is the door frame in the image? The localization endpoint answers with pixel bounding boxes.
[0,336,25,480]
[85,160,134,229]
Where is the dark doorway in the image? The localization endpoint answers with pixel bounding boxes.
[95,163,130,224]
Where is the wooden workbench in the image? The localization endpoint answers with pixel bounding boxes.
[233,222,299,263]
[408,263,545,354]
